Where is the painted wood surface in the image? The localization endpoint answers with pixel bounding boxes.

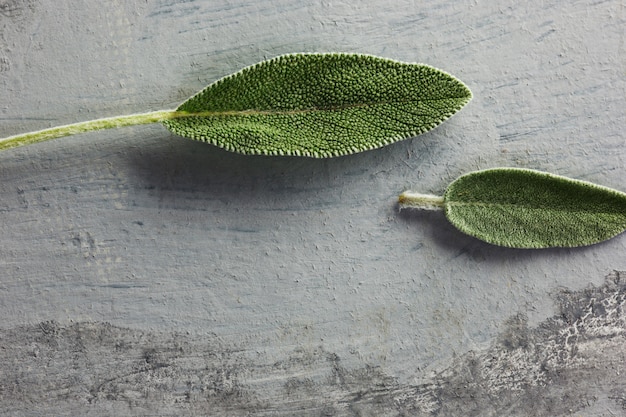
[0,0,624,415]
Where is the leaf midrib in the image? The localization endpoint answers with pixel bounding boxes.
[177,95,470,118]
[446,200,626,216]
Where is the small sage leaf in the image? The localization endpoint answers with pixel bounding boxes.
[162,53,472,157]
[399,168,626,248]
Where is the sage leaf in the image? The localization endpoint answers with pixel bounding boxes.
[399,168,626,248]
[0,53,471,157]
[162,53,472,157]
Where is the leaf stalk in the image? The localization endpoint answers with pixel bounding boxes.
[0,110,188,152]
[398,191,445,210]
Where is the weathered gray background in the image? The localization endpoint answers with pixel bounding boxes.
[0,0,624,415]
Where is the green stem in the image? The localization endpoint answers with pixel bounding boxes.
[0,109,192,152]
[398,191,445,210]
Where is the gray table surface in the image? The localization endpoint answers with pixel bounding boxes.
[1,0,625,415]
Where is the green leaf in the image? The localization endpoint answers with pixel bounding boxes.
[0,53,471,157]
[162,53,472,157]
[399,168,626,248]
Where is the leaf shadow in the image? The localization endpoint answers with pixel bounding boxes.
[124,132,419,211]
[396,205,599,262]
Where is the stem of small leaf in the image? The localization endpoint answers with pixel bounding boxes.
[0,110,193,152]
[398,191,445,210]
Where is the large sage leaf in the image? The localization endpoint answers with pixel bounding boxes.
[444,168,626,248]
[162,53,472,157]
[0,53,471,156]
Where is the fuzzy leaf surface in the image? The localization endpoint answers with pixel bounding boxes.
[162,53,472,157]
[444,168,626,248]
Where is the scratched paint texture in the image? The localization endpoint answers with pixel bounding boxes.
[2,271,625,415]
[0,0,624,415]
